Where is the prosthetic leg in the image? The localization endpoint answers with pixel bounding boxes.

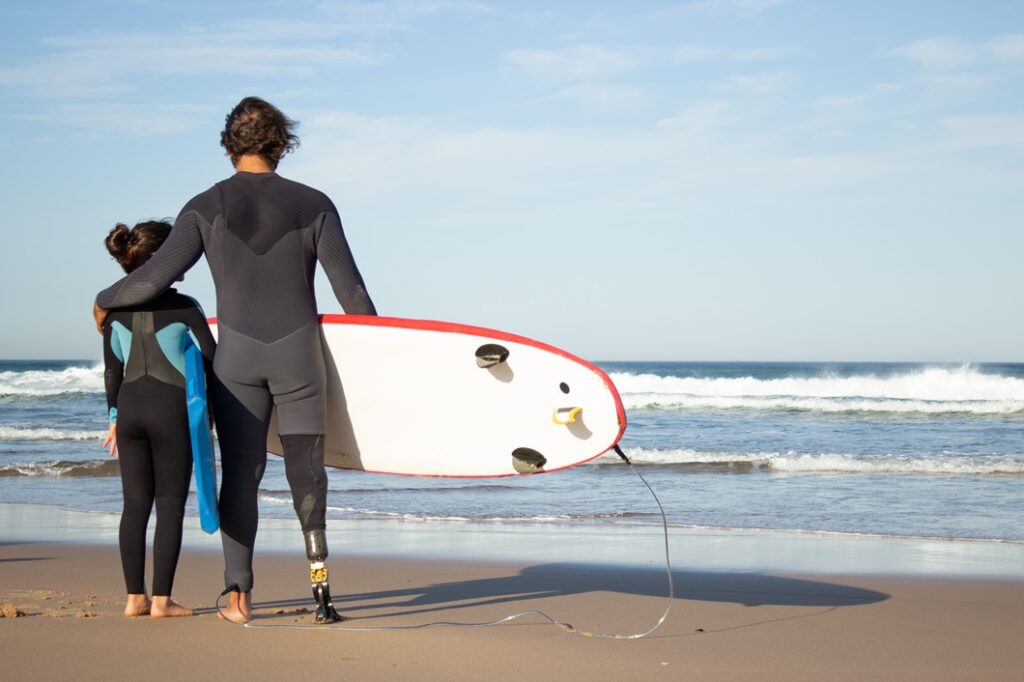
[281,434,340,623]
[305,529,342,623]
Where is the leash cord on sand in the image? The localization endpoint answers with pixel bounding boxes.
[216,444,674,639]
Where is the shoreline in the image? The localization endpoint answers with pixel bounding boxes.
[2,541,1023,681]
[3,501,1022,579]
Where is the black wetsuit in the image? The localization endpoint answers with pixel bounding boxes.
[96,171,376,592]
[103,290,216,596]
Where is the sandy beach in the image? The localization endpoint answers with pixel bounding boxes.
[3,536,1023,681]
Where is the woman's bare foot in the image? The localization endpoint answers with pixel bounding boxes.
[124,593,151,617]
[150,596,193,618]
[218,590,252,624]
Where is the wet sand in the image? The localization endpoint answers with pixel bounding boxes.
[2,541,1023,681]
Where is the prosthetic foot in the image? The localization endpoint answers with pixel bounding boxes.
[305,529,342,624]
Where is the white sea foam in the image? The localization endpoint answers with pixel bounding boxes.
[0,427,104,441]
[260,493,478,522]
[261,493,606,524]
[0,364,105,396]
[258,493,293,506]
[611,366,1024,415]
[0,459,119,477]
[598,447,1024,475]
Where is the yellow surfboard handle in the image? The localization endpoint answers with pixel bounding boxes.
[552,407,582,425]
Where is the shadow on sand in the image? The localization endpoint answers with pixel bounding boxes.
[243,562,889,625]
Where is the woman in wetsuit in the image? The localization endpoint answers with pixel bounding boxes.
[94,97,377,624]
[102,220,216,618]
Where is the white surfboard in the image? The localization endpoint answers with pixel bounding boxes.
[209,315,626,477]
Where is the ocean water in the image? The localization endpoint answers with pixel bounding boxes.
[1,359,1022,543]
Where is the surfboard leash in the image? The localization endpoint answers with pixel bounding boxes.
[215,443,675,639]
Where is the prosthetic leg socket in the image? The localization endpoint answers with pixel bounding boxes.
[305,529,342,623]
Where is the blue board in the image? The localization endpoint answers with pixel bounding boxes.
[183,336,219,534]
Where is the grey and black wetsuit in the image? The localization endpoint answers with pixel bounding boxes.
[103,289,216,596]
[97,171,377,592]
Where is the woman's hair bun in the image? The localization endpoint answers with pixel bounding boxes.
[105,223,132,260]
[104,220,172,273]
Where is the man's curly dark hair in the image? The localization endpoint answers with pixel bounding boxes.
[220,97,300,169]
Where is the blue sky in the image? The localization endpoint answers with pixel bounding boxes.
[1,0,1021,361]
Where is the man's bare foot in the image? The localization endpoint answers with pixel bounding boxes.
[124,593,151,617]
[150,596,193,618]
[218,590,252,624]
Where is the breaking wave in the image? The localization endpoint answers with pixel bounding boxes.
[0,365,104,396]
[0,427,104,441]
[597,447,1024,475]
[0,459,120,477]
[612,366,1024,415]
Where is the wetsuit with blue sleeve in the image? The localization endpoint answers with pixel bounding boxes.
[96,171,376,595]
[103,289,216,597]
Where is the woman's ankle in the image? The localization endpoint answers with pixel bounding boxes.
[123,593,151,616]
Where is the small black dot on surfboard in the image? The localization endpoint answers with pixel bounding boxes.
[559,382,570,394]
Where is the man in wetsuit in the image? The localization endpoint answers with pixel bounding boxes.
[94,97,377,624]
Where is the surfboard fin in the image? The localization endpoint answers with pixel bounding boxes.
[475,343,510,368]
[512,447,547,474]
[553,407,582,425]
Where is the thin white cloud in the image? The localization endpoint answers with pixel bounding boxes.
[309,0,494,32]
[815,94,866,108]
[315,0,494,19]
[814,128,851,139]
[655,99,730,132]
[223,18,400,39]
[505,45,639,83]
[287,107,1024,230]
[673,44,806,63]
[895,33,1024,70]
[937,114,1024,151]
[805,81,905,129]
[215,2,495,37]
[890,35,1024,98]
[987,33,1024,62]
[556,83,650,110]
[0,24,382,99]
[922,72,998,94]
[684,0,794,14]
[14,102,219,137]
[672,46,723,62]
[893,37,975,70]
[714,71,796,94]
[730,45,807,62]
[795,83,904,140]
[724,0,793,9]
